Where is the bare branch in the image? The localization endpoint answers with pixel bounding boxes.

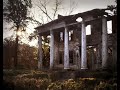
[26,17,41,25]
[40,16,45,24]
[68,0,77,15]
[36,4,52,21]
[53,0,62,19]
[36,0,53,21]
[30,8,41,25]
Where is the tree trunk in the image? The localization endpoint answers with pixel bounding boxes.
[14,27,19,68]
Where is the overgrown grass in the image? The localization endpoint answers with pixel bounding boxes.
[3,69,117,90]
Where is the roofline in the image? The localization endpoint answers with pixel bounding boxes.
[35,7,115,30]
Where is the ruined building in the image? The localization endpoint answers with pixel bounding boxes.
[35,8,117,70]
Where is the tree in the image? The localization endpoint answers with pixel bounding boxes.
[3,37,38,69]
[107,0,117,15]
[3,0,32,68]
[18,44,38,69]
[3,37,15,68]
[33,0,77,23]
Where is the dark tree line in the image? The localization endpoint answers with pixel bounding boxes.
[3,38,38,69]
[3,0,33,68]
[3,38,15,68]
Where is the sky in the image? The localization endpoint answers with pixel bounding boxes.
[3,0,116,47]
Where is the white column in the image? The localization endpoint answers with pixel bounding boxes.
[64,26,70,69]
[38,35,42,69]
[50,30,54,69]
[102,16,108,69]
[81,21,87,69]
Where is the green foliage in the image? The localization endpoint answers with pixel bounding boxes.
[95,81,117,90]
[47,78,97,90]
[3,38,15,69]
[3,70,50,90]
[18,44,38,69]
[42,36,50,68]
[47,82,62,90]
[63,79,82,90]
[14,77,49,90]
[3,0,32,26]
[3,38,38,69]
[3,0,33,68]
[3,70,117,90]
[78,78,97,89]
[20,73,49,79]
[3,69,31,77]
[107,0,117,15]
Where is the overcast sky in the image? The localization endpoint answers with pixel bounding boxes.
[3,0,116,46]
[32,0,116,22]
[59,0,116,14]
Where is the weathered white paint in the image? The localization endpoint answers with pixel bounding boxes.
[50,30,54,69]
[38,35,43,69]
[64,26,70,69]
[102,16,108,69]
[81,21,87,69]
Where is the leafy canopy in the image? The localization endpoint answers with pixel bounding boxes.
[3,0,32,29]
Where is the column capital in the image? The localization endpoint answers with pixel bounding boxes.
[64,25,69,31]
[102,15,107,18]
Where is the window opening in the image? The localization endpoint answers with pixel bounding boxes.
[59,51,63,64]
[69,30,73,41]
[60,32,63,41]
[86,25,91,35]
[69,51,73,63]
[107,20,112,34]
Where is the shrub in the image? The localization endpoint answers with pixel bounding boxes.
[47,79,83,90]
[77,78,98,89]
[94,81,117,90]
[14,77,50,90]
[62,79,83,90]
[47,82,62,90]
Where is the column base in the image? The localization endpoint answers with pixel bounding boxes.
[81,67,88,69]
[50,66,54,70]
[64,67,70,70]
[101,67,108,70]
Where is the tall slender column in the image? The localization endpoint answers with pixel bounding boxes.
[38,35,42,69]
[54,32,60,66]
[112,35,117,70]
[112,18,117,70]
[64,26,70,69]
[50,30,54,69]
[81,21,87,69]
[91,48,94,70]
[96,45,101,69]
[102,16,108,69]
